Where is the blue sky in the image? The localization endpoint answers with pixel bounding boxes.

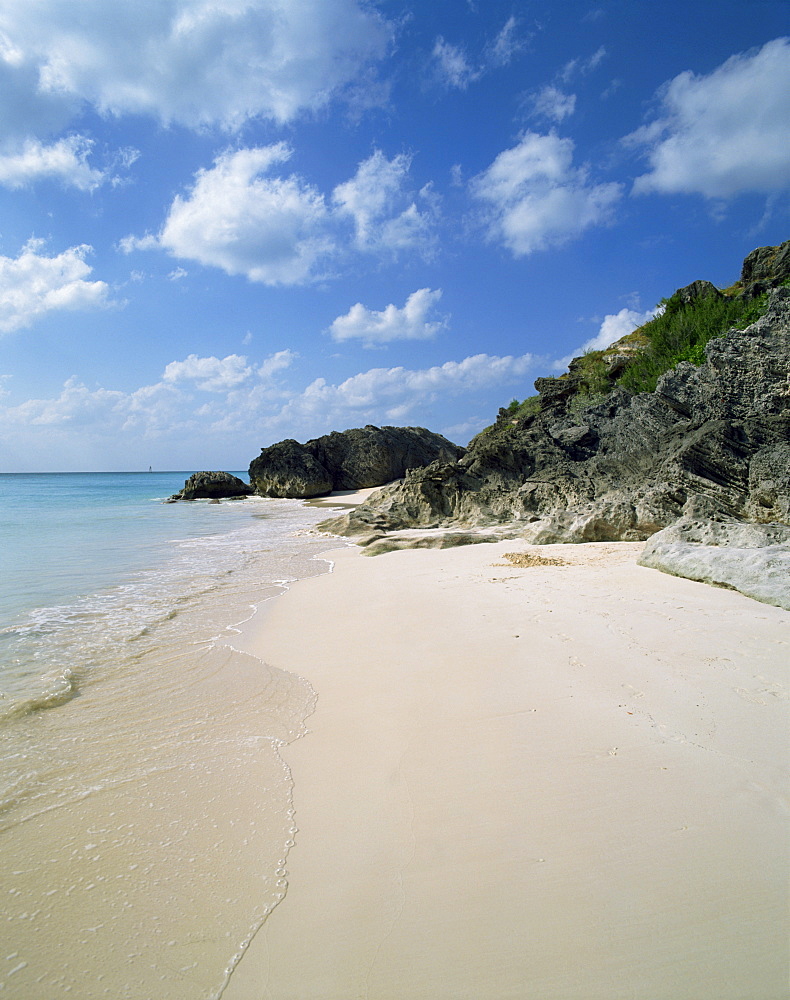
[0,0,788,472]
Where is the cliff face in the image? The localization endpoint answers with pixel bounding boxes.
[249,424,465,498]
[321,247,790,557]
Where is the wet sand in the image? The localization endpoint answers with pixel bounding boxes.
[226,531,789,1000]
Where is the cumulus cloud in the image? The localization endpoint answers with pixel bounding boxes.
[329,288,447,346]
[0,240,115,333]
[124,145,435,283]
[561,306,661,366]
[258,349,297,379]
[0,349,538,463]
[628,37,790,198]
[4,376,126,427]
[332,150,435,255]
[0,0,392,136]
[273,352,537,429]
[470,131,623,256]
[162,353,253,392]
[124,145,334,285]
[0,135,107,190]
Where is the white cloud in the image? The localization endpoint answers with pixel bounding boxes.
[432,37,479,90]
[470,131,623,256]
[329,288,447,346]
[129,145,334,285]
[258,349,297,378]
[553,306,662,371]
[332,150,435,254]
[560,45,607,84]
[125,145,435,283]
[530,86,576,123]
[486,17,524,68]
[432,17,524,90]
[628,37,790,198]
[0,349,538,463]
[579,306,660,355]
[0,135,107,190]
[273,352,537,429]
[0,240,115,333]
[162,353,253,392]
[0,0,392,136]
[4,376,126,428]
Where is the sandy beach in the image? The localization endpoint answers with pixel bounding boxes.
[225,516,789,1000]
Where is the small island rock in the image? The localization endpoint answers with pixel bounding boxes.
[169,471,251,501]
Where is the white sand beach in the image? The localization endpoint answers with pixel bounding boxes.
[225,522,789,1000]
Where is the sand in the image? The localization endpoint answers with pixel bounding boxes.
[224,522,789,1000]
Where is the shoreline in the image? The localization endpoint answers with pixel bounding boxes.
[0,495,341,1000]
[225,528,789,999]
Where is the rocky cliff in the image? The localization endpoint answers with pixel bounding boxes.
[320,243,790,608]
[249,424,464,498]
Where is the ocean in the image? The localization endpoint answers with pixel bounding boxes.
[0,472,341,998]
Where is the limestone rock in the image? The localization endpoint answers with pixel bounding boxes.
[321,284,789,550]
[247,439,333,498]
[249,425,464,499]
[638,516,790,610]
[170,471,251,501]
[313,245,790,607]
[674,279,722,306]
[740,239,790,298]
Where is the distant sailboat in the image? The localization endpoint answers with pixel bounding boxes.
[148,466,153,473]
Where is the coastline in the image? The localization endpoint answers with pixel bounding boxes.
[0,493,341,1000]
[225,527,789,999]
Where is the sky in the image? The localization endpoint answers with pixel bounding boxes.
[0,0,788,472]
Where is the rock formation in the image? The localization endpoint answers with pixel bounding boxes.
[169,470,251,501]
[249,425,464,498]
[638,516,790,610]
[319,242,790,607]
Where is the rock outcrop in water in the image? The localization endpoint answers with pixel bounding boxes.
[249,425,464,498]
[319,243,790,607]
[169,471,251,501]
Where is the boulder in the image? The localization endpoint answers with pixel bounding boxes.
[169,471,251,501]
[249,425,464,499]
[247,439,333,498]
[638,516,790,610]
[740,239,790,285]
[673,279,722,306]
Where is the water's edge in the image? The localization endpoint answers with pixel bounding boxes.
[0,483,349,998]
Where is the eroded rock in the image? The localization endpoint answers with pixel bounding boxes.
[321,285,789,557]
[249,425,464,499]
[638,516,790,610]
[169,471,251,501]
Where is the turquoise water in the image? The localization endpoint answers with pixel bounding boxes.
[0,472,331,715]
[0,472,249,623]
[0,472,343,998]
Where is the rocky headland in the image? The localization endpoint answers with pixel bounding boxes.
[318,242,790,609]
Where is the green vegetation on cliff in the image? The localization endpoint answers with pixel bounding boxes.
[494,280,784,435]
[617,288,774,394]
[478,240,790,444]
